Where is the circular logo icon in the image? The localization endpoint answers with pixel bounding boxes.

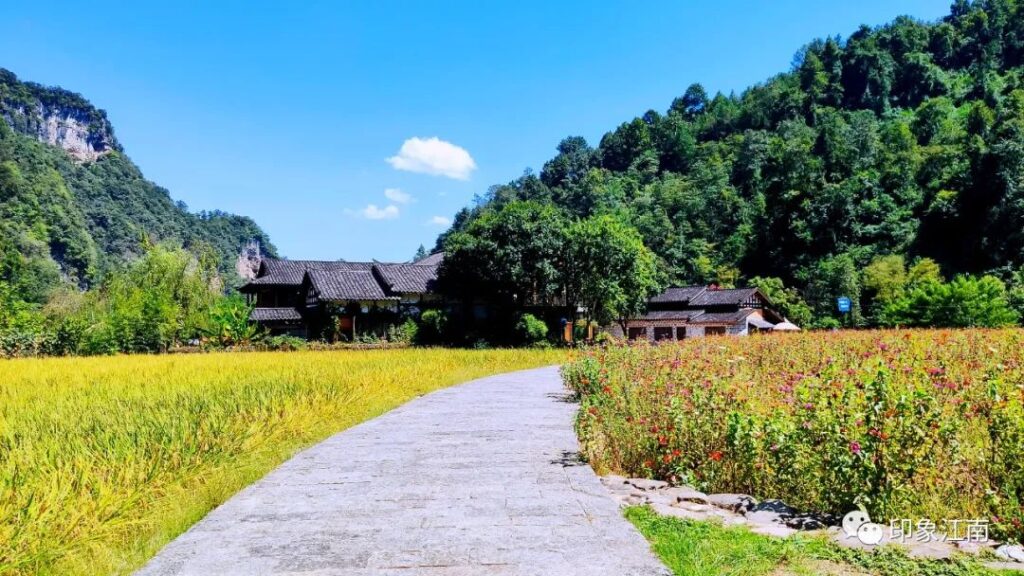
[857,522,885,545]
[842,510,870,538]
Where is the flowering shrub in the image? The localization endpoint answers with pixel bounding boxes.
[564,329,1024,542]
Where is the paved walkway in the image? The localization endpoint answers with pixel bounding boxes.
[137,366,669,576]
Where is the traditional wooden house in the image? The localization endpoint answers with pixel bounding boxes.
[607,285,794,340]
[240,254,441,340]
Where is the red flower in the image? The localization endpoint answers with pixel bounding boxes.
[709,450,723,462]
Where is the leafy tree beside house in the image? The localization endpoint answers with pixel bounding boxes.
[748,276,813,328]
[437,202,661,341]
[563,215,661,329]
[438,201,566,311]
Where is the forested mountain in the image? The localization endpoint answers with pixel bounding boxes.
[0,68,274,302]
[438,0,1024,327]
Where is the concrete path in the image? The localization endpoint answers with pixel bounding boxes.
[137,366,669,576]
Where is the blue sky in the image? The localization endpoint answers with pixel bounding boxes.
[1,1,951,262]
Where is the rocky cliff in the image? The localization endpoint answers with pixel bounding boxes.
[0,68,120,162]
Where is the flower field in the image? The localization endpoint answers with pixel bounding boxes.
[564,330,1024,542]
[0,348,564,576]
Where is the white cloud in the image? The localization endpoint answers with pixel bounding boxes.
[359,204,400,220]
[384,188,413,204]
[387,137,477,180]
[427,215,451,226]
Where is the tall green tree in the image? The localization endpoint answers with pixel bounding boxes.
[438,201,568,308]
[563,216,661,327]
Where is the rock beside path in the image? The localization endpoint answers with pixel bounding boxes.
[997,545,1024,563]
[600,475,1024,569]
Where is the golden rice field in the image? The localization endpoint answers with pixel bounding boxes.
[0,348,565,576]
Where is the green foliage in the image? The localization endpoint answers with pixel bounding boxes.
[263,334,308,351]
[0,244,243,357]
[438,2,1024,328]
[879,274,1019,327]
[438,202,662,339]
[416,309,448,344]
[748,276,812,327]
[564,215,662,327]
[802,254,863,327]
[75,245,221,354]
[439,201,567,308]
[0,281,46,356]
[413,244,428,261]
[205,294,260,346]
[862,255,910,305]
[514,313,548,345]
[389,318,418,344]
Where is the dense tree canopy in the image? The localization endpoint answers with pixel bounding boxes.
[438,0,1024,328]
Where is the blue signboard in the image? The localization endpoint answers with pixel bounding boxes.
[837,296,852,313]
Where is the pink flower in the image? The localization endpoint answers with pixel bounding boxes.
[850,441,862,455]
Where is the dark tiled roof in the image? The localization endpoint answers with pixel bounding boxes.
[374,263,438,294]
[248,260,373,286]
[307,269,395,302]
[649,286,706,304]
[250,307,303,322]
[638,310,705,321]
[688,309,756,325]
[413,252,445,266]
[648,286,767,307]
[690,287,761,306]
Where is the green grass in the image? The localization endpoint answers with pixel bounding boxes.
[625,506,1000,576]
[0,348,565,575]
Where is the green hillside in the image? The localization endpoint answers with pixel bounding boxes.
[0,68,274,302]
[439,0,1024,327]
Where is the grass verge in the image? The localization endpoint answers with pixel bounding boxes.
[0,348,564,575]
[625,506,1000,576]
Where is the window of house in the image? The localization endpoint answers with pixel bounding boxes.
[705,326,726,336]
[627,327,647,340]
[675,327,686,340]
[653,327,673,341]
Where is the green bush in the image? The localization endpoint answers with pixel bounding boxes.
[879,274,1019,327]
[515,313,548,345]
[205,294,259,346]
[263,335,307,351]
[417,309,447,344]
[388,318,418,344]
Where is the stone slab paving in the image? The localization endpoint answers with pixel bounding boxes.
[137,366,669,576]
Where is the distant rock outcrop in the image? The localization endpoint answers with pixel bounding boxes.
[236,240,264,281]
[0,68,120,162]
